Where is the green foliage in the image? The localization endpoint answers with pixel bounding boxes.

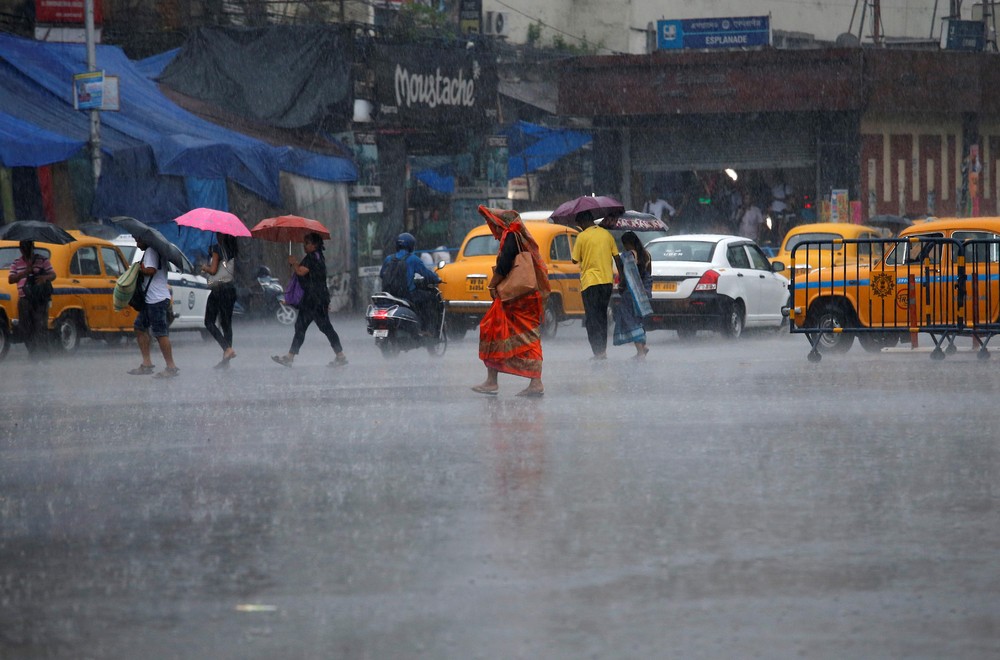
[526,22,542,47]
[396,3,459,40]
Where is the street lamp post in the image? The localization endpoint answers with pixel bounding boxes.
[85,0,101,186]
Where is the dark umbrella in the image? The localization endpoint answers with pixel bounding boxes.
[77,222,121,241]
[867,215,913,234]
[0,220,76,244]
[599,210,669,232]
[112,216,193,271]
[550,195,625,224]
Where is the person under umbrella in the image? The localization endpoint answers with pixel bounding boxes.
[571,210,622,360]
[200,233,239,368]
[7,240,55,357]
[271,232,348,368]
[128,234,179,378]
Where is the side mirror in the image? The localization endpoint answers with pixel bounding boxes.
[771,260,786,273]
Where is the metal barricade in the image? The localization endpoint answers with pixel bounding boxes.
[786,236,988,361]
[956,238,1000,355]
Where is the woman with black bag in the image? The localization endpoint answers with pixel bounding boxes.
[201,233,238,368]
[7,240,55,356]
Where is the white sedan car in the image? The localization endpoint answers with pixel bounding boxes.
[645,234,789,339]
[113,234,211,333]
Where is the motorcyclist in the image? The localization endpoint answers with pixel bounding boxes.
[380,232,442,335]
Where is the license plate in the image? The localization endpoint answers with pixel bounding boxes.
[373,329,389,338]
[653,281,678,292]
[468,277,486,292]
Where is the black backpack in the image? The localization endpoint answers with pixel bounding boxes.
[382,256,409,298]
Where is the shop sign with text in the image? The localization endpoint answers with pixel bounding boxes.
[374,44,498,127]
[36,0,102,24]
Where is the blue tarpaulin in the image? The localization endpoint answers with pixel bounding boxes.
[413,121,591,194]
[500,121,592,179]
[0,33,356,204]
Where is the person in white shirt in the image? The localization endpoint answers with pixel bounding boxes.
[128,239,179,378]
[643,188,675,221]
[737,201,766,242]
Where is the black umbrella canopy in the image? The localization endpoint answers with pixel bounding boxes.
[0,220,76,245]
[112,216,192,271]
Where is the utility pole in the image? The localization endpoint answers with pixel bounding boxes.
[85,0,101,187]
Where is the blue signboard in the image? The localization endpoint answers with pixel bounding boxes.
[657,16,770,51]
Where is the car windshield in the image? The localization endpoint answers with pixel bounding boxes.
[463,235,500,257]
[0,246,51,269]
[647,240,715,262]
[784,232,844,252]
[118,245,138,263]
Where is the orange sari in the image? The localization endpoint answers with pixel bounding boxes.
[477,206,550,379]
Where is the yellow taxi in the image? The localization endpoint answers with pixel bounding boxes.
[0,235,137,359]
[790,216,1000,355]
[437,220,583,338]
[772,222,883,281]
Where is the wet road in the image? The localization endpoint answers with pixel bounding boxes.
[1,317,998,659]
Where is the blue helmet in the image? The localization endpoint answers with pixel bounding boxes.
[396,232,416,252]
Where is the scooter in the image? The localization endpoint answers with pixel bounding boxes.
[234,266,298,325]
[366,281,447,358]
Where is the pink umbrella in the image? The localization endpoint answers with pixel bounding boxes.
[174,208,251,237]
[550,195,625,225]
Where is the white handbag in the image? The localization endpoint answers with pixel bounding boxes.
[206,245,235,289]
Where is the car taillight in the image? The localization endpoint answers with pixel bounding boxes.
[694,269,719,292]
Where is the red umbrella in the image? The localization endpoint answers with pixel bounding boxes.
[550,195,625,224]
[174,208,251,237]
[250,215,330,243]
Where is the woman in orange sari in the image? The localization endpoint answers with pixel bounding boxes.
[471,206,550,397]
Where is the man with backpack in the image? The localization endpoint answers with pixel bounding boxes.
[380,232,441,335]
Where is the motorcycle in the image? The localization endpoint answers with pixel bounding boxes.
[234,266,298,325]
[366,281,447,358]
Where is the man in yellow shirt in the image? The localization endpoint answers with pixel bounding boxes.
[571,211,623,359]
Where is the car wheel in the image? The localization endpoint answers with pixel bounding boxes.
[54,314,82,353]
[541,298,559,339]
[719,300,745,339]
[858,331,900,353]
[103,333,125,346]
[813,302,855,353]
[676,326,697,340]
[276,304,297,326]
[0,321,9,361]
[446,317,469,340]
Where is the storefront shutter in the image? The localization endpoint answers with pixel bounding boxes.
[631,113,817,172]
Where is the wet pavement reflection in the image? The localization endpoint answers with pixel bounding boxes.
[1,317,998,658]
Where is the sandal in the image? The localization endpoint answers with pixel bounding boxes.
[272,355,294,368]
[127,365,155,375]
[328,355,349,368]
[153,367,180,379]
[471,385,499,395]
[515,388,545,398]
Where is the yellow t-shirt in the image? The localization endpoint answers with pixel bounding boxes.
[571,226,619,290]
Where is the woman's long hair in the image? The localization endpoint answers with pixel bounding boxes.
[621,231,650,273]
[217,233,238,260]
